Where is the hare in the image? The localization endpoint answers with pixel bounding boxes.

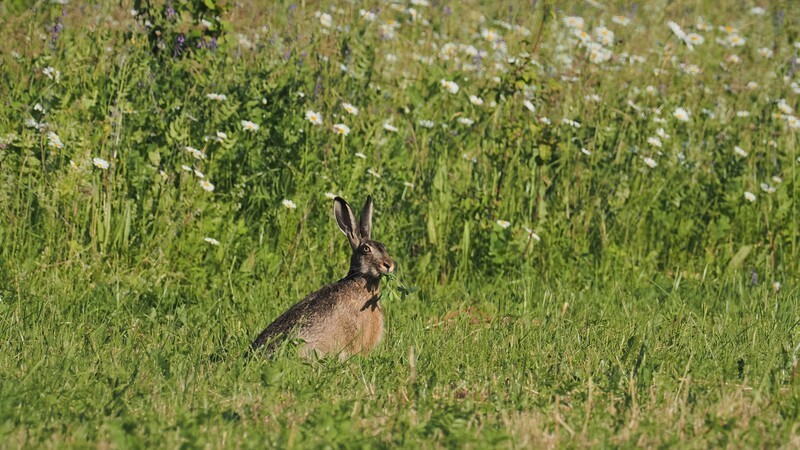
[251,196,395,359]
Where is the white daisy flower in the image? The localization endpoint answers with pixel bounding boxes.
[324,192,337,200]
[440,79,459,94]
[282,199,297,209]
[185,146,207,160]
[418,119,435,128]
[496,220,511,229]
[206,93,227,101]
[383,122,399,132]
[673,107,690,122]
[563,16,584,29]
[92,157,110,169]
[200,180,215,192]
[647,137,663,148]
[469,95,484,106]
[306,110,323,125]
[744,191,756,202]
[332,123,351,136]
[643,157,658,168]
[319,12,333,28]
[47,131,64,149]
[611,16,631,26]
[241,120,259,132]
[355,152,367,159]
[342,102,359,116]
[43,67,60,82]
[204,237,220,246]
[734,146,748,157]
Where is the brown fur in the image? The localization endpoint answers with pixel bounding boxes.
[251,196,394,360]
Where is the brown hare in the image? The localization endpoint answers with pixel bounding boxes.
[251,196,395,359]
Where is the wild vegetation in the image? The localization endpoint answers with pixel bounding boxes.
[1,0,799,447]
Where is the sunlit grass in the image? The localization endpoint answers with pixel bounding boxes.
[1,0,799,447]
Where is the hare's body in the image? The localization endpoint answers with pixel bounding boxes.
[251,196,394,359]
[251,276,384,358]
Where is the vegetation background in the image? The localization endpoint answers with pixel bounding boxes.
[1,0,799,447]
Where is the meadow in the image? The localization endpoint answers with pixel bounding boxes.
[1,0,799,447]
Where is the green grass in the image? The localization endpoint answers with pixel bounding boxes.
[1,0,800,447]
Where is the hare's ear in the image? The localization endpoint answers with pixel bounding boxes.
[334,197,361,250]
[359,195,373,240]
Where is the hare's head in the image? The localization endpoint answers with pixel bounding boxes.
[334,196,395,279]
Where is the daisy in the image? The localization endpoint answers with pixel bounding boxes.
[332,123,351,136]
[777,99,794,115]
[744,191,756,202]
[200,180,215,192]
[324,192,337,200]
[342,102,359,115]
[686,33,704,45]
[318,12,333,28]
[383,122,399,132]
[206,93,227,101]
[282,199,297,209]
[563,16,584,29]
[355,152,367,159]
[306,110,323,125]
[47,132,64,149]
[734,146,748,157]
[594,26,615,46]
[496,220,511,229]
[440,79,459,94]
[457,117,475,126]
[643,157,658,168]
[204,237,220,246]
[469,95,484,106]
[92,157,110,169]
[367,168,381,178]
[241,120,259,132]
[611,15,631,26]
[673,107,690,122]
[185,146,206,160]
[647,137,663,148]
[727,34,745,47]
[43,67,60,82]
[418,119,435,128]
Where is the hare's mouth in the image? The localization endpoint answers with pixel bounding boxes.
[381,262,395,273]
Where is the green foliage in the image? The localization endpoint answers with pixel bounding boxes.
[1,0,800,447]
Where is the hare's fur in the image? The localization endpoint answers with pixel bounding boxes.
[251,196,394,359]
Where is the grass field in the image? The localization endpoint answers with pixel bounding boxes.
[2,0,800,447]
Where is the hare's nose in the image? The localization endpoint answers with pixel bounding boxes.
[383,261,395,273]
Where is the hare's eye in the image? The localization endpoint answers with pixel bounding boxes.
[362,245,371,254]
